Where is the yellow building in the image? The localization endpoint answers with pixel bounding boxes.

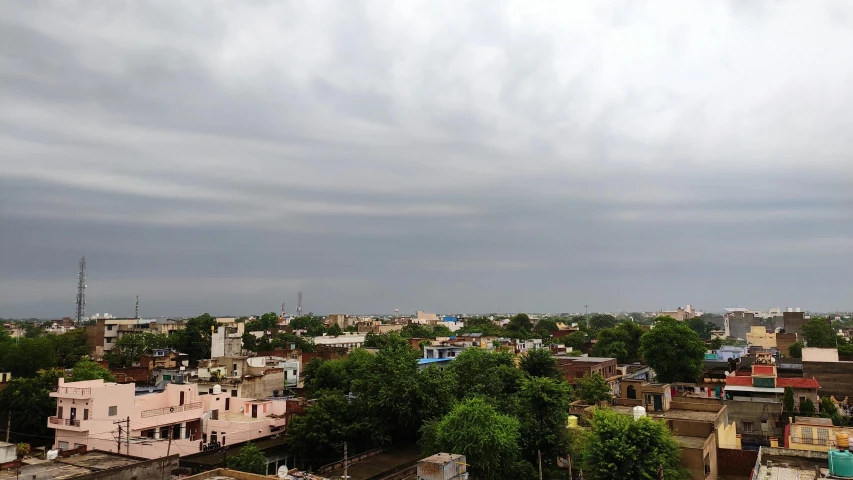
[745,325,776,349]
[787,416,852,452]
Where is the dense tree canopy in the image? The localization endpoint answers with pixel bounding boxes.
[575,372,613,404]
[519,347,562,380]
[640,317,706,383]
[245,312,280,332]
[582,408,689,479]
[685,317,716,340]
[421,397,531,480]
[802,317,836,347]
[171,313,218,363]
[506,313,533,337]
[106,332,171,368]
[227,442,267,474]
[514,376,573,473]
[592,322,645,363]
[588,314,618,331]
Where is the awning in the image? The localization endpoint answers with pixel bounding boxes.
[724,385,784,393]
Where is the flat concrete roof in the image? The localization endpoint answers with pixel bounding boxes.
[0,451,148,480]
[609,406,720,422]
[674,435,708,449]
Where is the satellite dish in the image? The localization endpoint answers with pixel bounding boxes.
[277,465,291,479]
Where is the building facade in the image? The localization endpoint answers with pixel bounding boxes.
[48,378,287,459]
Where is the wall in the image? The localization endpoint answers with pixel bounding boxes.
[181,468,277,480]
[722,400,782,446]
[86,453,179,480]
[776,333,798,357]
[783,312,807,335]
[716,448,758,480]
[746,326,776,349]
[802,348,839,362]
[802,361,853,399]
[0,443,16,463]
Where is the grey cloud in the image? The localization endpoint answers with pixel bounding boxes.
[1,1,852,318]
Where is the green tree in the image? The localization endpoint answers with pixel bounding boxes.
[506,313,533,337]
[592,322,645,363]
[170,314,218,364]
[351,342,425,444]
[783,386,795,413]
[400,324,433,339]
[0,369,62,443]
[49,329,91,368]
[105,332,172,368]
[432,324,453,337]
[284,391,366,466]
[0,337,57,378]
[514,376,573,470]
[789,342,804,358]
[561,331,588,351]
[640,317,706,383]
[245,312,279,332]
[327,323,343,336]
[574,372,612,404]
[802,317,836,347]
[582,408,689,480]
[534,318,558,338]
[448,348,523,410]
[69,359,115,382]
[519,348,562,380]
[800,398,816,416]
[421,397,525,480]
[685,317,716,340]
[588,314,618,331]
[227,442,267,474]
[819,396,839,418]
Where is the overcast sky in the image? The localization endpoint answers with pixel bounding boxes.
[1,1,851,318]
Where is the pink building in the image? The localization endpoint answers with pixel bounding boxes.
[48,377,287,459]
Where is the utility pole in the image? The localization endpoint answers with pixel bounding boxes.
[343,442,348,480]
[5,412,10,442]
[126,416,130,453]
[538,450,543,480]
[115,423,122,453]
[167,425,173,456]
[584,305,589,316]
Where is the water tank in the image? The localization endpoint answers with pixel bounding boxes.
[212,384,222,395]
[46,450,59,460]
[633,406,647,421]
[567,416,579,428]
[839,433,850,450]
[829,450,853,477]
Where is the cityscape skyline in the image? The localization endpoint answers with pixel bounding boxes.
[1,2,852,318]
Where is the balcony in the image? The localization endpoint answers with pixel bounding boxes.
[52,387,92,397]
[47,417,84,430]
[140,401,203,418]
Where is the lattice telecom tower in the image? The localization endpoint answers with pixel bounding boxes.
[76,256,87,324]
[281,301,286,317]
[135,295,140,319]
[297,291,304,316]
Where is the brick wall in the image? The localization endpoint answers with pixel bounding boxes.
[716,448,758,479]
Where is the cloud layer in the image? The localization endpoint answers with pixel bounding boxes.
[1,1,851,317]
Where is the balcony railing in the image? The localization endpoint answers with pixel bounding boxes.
[140,401,203,418]
[790,436,830,446]
[55,387,91,396]
[48,417,81,427]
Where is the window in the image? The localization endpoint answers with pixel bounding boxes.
[83,409,88,420]
[818,428,829,445]
[743,421,753,433]
[802,427,814,443]
[58,441,69,450]
[106,337,113,344]
[57,406,63,419]
[108,406,117,416]
[292,370,297,376]
[231,390,237,397]
[107,325,114,331]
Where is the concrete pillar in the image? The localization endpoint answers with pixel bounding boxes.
[180,423,187,439]
[154,428,160,440]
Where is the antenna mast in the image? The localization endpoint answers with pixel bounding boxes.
[76,256,87,325]
[135,295,140,319]
[281,301,286,317]
[297,292,304,317]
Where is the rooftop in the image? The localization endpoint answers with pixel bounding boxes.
[556,356,616,363]
[725,376,820,389]
[0,450,154,480]
[674,435,708,449]
[418,358,454,365]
